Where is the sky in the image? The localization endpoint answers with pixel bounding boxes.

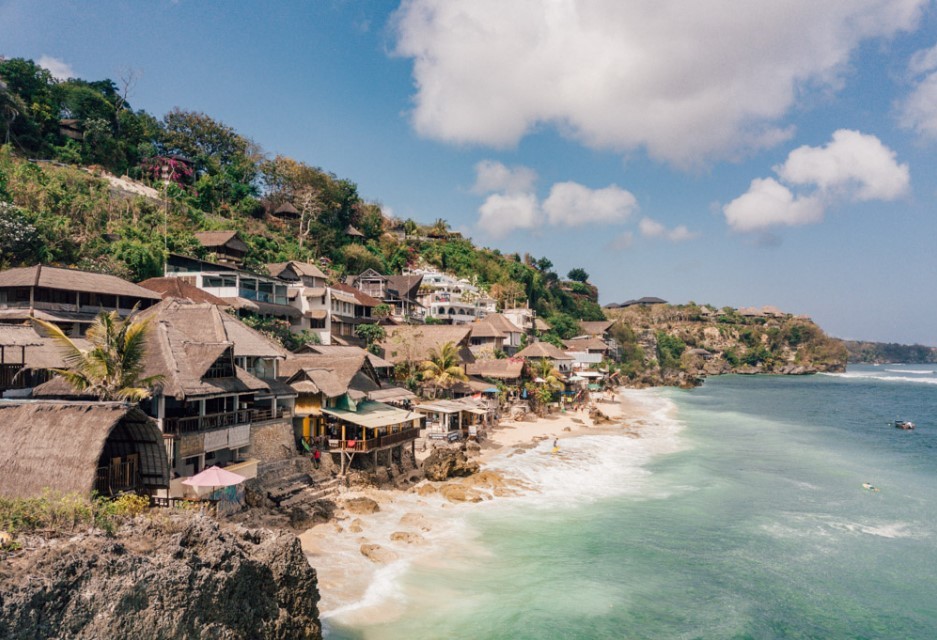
[2,0,937,344]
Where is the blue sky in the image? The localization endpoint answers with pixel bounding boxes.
[3,0,937,344]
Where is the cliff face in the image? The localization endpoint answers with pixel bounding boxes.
[0,514,321,640]
[608,305,847,387]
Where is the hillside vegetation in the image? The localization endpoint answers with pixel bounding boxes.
[0,57,602,335]
[842,341,937,364]
[606,304,847,387]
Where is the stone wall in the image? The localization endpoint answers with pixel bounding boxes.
[250,419,297,466]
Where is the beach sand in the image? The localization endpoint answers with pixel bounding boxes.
[299,389,658,619]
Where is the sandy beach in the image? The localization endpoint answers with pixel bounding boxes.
[300,388,665,622]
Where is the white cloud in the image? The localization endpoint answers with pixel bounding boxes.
[638,217,699,242]
[724,130,909,233]
[477,192,539,238]
[472,160,537,195]
[776,129,910,200]
[900,44,937,139]
[37,55,75,80]
[392,0,925,166]
[543,182,637,226]
[723,178,825,233]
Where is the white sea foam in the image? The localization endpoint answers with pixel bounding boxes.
[821,371,937,385]
[315,388,685,625]
[884,369,935,374]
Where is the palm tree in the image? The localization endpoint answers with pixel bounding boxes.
[421,341,467,398]
[532,358,564,391]
[33,308,163,402]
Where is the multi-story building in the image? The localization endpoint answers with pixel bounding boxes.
[409,268,495,324]
[0,265,162,336]
[267,261,333,344]
[164,254,298,324]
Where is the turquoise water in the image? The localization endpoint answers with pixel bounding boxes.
[326,367,937,639]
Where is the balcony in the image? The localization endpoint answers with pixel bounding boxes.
[327,426,421,452]
[161,406,291,435]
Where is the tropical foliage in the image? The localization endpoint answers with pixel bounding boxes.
[33,309,163,401]
[421,341,468,396]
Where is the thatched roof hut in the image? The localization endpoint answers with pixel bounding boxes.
[0,400,169,498]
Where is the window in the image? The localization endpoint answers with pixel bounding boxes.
[204,349,235,379]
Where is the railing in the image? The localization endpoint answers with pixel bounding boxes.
[162,409,254,435]
[95,458,139,496]
[251,406,292,422]
[327,426,421,452]
[162,407,294,435]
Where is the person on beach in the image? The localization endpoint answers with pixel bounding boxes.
[313,446,321,469]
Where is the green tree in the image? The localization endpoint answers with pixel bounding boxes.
[567,268,589,282]
[355,323,386,353]
[421,341,467,397]
[656,331,686,372]
[34,309,163,402]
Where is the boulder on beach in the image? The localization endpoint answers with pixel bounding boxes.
[399,512,432,531]
[360,543,398,563]
[439,484,485,503]
[343,497,380,515]
[390,531,426,545]
[422,447,480,481]
[348,519,364,533]
[414,483,438,496]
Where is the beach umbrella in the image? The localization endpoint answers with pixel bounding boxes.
[182,465,246,488]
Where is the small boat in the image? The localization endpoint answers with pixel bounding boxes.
[892,420,915,430]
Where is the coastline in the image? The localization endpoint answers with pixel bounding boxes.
[300,387,678,626]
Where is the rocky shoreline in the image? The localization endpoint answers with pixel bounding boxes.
[0,513,322,639]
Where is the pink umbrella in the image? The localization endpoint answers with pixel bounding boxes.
[181,465,246,488]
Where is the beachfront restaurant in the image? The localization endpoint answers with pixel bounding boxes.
[320,399,423,474]
[414,399,489,441]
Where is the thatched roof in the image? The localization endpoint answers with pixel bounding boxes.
[563,337,610,352]
[465,359,524,379]
[138,277,230,306]
[579,320,614,336]
[280,354,380,398]
[134,299,274,399]
[515,341,573,361]
[194,231,249,253]
[480,313,524,335]
[534,318,551,331]
[272,201,300,217]
[379,325,475,365]
[0,401,169,498]
[469,322,506,339]
[296,344,394,369]
[0,324,43,348]
[266,260,327,281]
[0,265,162,300]
[0,324,91,370]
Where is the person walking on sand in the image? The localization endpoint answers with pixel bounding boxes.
[313,446,321,469]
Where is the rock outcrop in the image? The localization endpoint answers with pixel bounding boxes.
[0,514,321,640]
[422,447,480,481]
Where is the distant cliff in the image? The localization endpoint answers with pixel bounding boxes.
[842,340,937,364]
[607,304,847,387]
[0,513,321,639]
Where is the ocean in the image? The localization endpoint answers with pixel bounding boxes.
[322,365,937,639]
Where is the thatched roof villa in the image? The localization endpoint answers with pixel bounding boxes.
[0,400,169,499]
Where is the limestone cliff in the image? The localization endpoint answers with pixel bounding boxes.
[607,304,847,387]
[0,514,321,639]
